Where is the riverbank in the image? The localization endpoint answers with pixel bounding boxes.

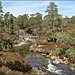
[0,38,75,74]
[13,41,27,47]
[29,35,75,71]
[0,51,36,74]
[0,28,75,74]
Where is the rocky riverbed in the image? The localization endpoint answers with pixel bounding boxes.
[9,41,75,75]
[13,29,37,47]
[0,30,75,74]
[29,35,75,72]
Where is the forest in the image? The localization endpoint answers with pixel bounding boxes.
[0,1,75,75]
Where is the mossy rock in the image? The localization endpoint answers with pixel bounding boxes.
[0,51,32,73]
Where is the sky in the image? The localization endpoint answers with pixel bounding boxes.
[2,1,75,18]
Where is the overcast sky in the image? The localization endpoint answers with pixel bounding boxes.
[2,1,75,18]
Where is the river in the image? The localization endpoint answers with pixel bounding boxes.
[11,42,75,75]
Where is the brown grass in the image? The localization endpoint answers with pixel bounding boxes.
[60,24,75,35]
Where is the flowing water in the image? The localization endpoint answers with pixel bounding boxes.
[11,42,75,75]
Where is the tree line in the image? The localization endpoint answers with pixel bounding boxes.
[0,1,75,36]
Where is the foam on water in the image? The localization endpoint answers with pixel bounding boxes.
[46,59,63,74]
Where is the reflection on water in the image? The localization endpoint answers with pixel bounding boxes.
[24,55,45,68]
[11,42,41,57]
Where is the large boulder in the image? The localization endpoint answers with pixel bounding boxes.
[0,51,32,73]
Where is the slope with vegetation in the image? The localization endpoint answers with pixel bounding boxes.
[0,1,75,73]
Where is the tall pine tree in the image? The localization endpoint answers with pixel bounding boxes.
[42,2,62,36]
[0,1,3,33]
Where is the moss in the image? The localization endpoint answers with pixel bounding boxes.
[8,71,23,74]
[0,51,17,60]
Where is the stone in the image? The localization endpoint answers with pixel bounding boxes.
[71,67,75,70]
[41,39,47,43]
[38,70,46,74]
[55,45,57,47]
[63,60,69,64]
[46,55,50,58]
[53,59,62,64]
[64,57,67,60]
[49,53,52,55]
[37,45,43,48]
[50,56,58,60]
[42,53,46,56]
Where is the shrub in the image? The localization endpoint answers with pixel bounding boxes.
[65,47,75,62]
[71,29,75,36]
[54,32,71,43]
[51,48,62,56]
[70,29,75,45]
[70,37,75,45]
[70,16,75,24]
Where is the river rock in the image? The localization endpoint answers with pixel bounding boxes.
[50,56,58,60]
[63,60,69,64]
[42,53,46,56]
[35,48,45,53]
[71,67,75,70]
[37,45,43,48]
[30,45,46,53]
[46,55,50,58]
[63,57,67,60]
[0,51,32,73]
[30,45,34,50]
[53,58,69,65]
[53,59,63,64]
[38,70,46,74]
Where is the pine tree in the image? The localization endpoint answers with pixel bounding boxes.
[42,2,62,36]
[0,1,3,33]
[0,1,3,20]
[45,2,58,27]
